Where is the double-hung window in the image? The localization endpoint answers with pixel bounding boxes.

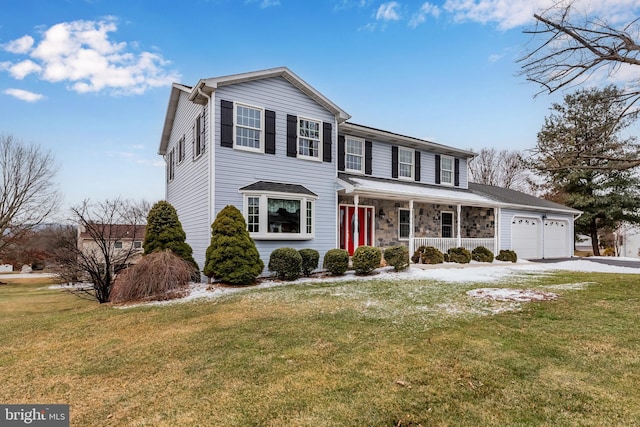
[235,103,264,152]
[298,117,321,160]
[398,147,414,179]
[441,212,454,238]
[177,135,185,163]
[440,156,454,185]
[194,114,205,158]
[399,209,410,240]
[242,192,317,240]
[345,137,364,173]
[167,148,175,182]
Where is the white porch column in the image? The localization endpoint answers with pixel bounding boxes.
[494,207,500,254]
[353,195,360,252]
[456,204,462,248]
[409,199,415,258]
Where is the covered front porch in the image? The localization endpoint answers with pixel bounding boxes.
[337,174,501,258]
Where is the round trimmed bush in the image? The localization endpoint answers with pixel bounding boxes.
[496,249,518,263]
[268,247,302,281]
[472,246,494,263]
[384,245,409,271]
[323,248,349,276]
[447,247,471,264]
[412,246,444,264]
[352,245,382,275]
[299,248,319,277]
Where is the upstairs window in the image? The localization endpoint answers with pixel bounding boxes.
[441,156,454,185]
[345,137,364,173]
[167,148,175,182]
[177,135,185,163]
[194,113,205,158]
[298,117,321,160]
[235,103,264,152]
[398,147,414,179]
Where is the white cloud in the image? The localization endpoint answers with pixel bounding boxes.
[443,0,640,30]
[2,35,34,54]
[1,18,180,96]
[376,1,401,21]
[409,2,441,27]
[246,0,280,8]
[488,53,504,62]
[4,88,45,102]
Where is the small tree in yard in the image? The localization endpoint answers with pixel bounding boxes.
[204,205,263,285]
[55,198,148,304]
[144,201,199,276]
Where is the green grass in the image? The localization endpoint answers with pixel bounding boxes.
[1,271,639,426]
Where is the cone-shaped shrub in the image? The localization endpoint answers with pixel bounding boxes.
[204,205,263,285]
[144,201,199,275]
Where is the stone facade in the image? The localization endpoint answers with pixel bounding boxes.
[339,196,495,249]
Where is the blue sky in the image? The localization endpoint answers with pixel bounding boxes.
[0,0,637,210]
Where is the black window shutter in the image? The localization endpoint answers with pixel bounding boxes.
[365,140,373,175]
[221,100,233,148]
[414,151,421,182]
[322,122,332,162]
[338,135,345,171]
[265,110,276,154]
[286,114,297,157]
[454,158,460,187]
[435,154,441,184]
[391,146,398,178]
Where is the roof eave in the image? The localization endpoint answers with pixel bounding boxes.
[158,83,192,155]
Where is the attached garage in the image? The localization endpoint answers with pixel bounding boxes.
[544,219,569,258]
[511,216,540,259]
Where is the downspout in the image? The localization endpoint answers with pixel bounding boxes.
[197,86,214,227]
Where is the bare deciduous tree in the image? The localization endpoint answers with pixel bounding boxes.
[56,198,149,303]
[519,2,640,116]
[0,134,60,256]
[468,147,533,193]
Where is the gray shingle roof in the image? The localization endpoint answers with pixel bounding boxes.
[239,181,317,197]
[468,182,580,213]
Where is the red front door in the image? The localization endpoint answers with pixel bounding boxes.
[339,205,374,255]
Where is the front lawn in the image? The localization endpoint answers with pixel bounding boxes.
[1,270,639,426]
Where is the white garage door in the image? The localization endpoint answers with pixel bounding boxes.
[511,217,540,259]
[544,219,569,258]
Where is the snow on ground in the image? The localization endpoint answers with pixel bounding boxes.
[111,257,639,308]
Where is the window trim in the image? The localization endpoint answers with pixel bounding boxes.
[167,148,175,182]
[441,211,454,238]
[345,136,365,174]
[398,147,414,181]
[242,190,317,240]
[440,155,454,186]
[193,113,205,160]
[177,135,185,164]
[398,208,411,241]
[297,116,322,161]
[233,102,265,153]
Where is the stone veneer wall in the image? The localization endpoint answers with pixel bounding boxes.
[339,196,495,249]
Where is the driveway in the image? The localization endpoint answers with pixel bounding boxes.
[530,257,640,269]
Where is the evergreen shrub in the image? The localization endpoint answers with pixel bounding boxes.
[447,247,472,264]
[384,245,409,271]
[268,248,302,281]
[496,249,518,263]
[299,248,319,277]
[412,246,444,264]
[352,245,382,275]
[323,249,349,276]
[472,246,494,263]
[204,205,264,285]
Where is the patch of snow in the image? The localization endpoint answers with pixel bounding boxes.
[543,282,596,291]
[466,288,558,302]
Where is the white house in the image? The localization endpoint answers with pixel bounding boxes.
[158,67,580,271]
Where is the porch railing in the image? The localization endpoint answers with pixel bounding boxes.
[411,237,495,256]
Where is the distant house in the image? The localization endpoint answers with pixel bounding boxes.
[77,224,146,272]
[158,66,581,271]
